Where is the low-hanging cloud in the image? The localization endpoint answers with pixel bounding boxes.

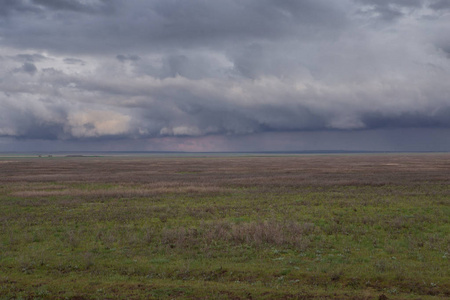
[0,0,449,150]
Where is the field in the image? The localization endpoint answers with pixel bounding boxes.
[0,154,449,299]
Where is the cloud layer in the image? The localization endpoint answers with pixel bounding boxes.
[0,0,450,150]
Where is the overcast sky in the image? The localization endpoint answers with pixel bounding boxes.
[1,0,450,152]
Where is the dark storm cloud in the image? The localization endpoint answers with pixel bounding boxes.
[63,58,85,65]
[0,0,347,54]
[19,62,38,75]
[116,54,140,63]
[429,0,450,11]
[0,94,66,139]
[362,109,450,129]
[14,53,48,62]
[0,0,449,151]
[0,0,38,16]
[31,0,109,12]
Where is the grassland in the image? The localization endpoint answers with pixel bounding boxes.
[0,154,449,299]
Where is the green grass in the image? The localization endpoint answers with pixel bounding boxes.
[0,155,449,299]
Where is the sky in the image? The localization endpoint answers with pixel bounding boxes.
[1,0,450,152]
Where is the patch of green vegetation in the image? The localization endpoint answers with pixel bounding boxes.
[0,156,449,299]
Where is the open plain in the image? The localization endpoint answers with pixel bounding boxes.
[0,154,449,299]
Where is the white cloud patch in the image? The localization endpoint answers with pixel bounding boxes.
[66,110,131,138]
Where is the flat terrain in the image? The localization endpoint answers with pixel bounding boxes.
[0,154,449,299]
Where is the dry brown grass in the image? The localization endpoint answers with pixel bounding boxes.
[11,186,232,198]
[159,220,316,250]
[1,154,449,189]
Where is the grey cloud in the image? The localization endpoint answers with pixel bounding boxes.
[1,65,450,143]
[429,0,450,11]
[0,0,348,55]
[6,63,447,141]
[116,54,140,62]
[16,122,65,140]
[14,53,48,62]
[156,54,223,80]
[441,47,450,58]
[0,0,450,151]
[32,0,84,11]
[64,58,85,65]
[125,52,233,80]
[356,0,423,7]
[0,0,112,19]
[0,95,66,139]
[355,0,424,21]
[232,44,265,79]
[373,6,403,21]
[19,62,38,75]
[163,55,188,78]
[0,0,38,16]
[31,0,112,13]
[362,109,450,129]
[152,0,346,38]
